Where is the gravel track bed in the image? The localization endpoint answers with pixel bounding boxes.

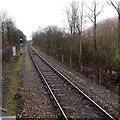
[19,46,58,118]
[30,49,107,119]
[33,47,119,119]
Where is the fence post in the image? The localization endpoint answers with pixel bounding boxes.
[62,54,64,63]
[49,50,50,55]
[70,57,72,67]
[99,68,102,85]
[80,62,83,73]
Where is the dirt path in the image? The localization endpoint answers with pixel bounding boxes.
[19,46,58,118]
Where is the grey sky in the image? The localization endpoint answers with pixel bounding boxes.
[0,0,119,40]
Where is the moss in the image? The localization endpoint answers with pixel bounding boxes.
[4,55,23,116]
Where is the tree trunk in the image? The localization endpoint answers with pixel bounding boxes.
[118,15,120,47]
[79,36,82,64]
[78,28,82,71]
[94,23,97,50]
[71,32,74,56]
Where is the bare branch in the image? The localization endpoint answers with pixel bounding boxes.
[96,4,104,16]
[115,0,119,6]
[108,0,119,12]
[96,2,100,6]
[86,14,94,23]
[84,3,94,13]
[83,15,87,20]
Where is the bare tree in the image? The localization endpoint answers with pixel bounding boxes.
[66,1,86,66]
[0,11,8,43]
[77,2,86,69]
[0,11,26,46]
[85,0,104,50]
[66,1,79,58]
[108,0,120,48]
[66,1,86,70]
[107,0,120,80]
[66,1,79,34]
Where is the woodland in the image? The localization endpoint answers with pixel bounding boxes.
[0,11,26,61]
[32,0,120,92]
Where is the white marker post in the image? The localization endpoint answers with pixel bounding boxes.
[12,47,16,56]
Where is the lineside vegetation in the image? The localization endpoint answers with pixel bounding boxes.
[32,17,119,92]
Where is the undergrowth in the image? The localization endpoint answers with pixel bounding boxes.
[3,55,23,116]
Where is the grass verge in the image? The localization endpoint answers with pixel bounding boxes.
[4,55,23,116]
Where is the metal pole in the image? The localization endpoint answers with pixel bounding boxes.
[20,44,23,55]
[0,21,2,117]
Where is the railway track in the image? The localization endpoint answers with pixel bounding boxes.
[28,46,115,120]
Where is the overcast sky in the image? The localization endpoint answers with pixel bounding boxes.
[0,0,119,40]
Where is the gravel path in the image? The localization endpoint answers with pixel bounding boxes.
[19,46,58,118]
[33,46,119,119]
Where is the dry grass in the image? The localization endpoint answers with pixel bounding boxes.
[4,55,23,116]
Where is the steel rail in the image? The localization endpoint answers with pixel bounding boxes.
[29,46,115,120]
[28,48,68,120]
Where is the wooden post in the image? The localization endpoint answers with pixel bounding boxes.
[48,50,49,55]
[70,57,72,67]
[99,68,102,85]
[80,62,83,73]
[62,54,64,63]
